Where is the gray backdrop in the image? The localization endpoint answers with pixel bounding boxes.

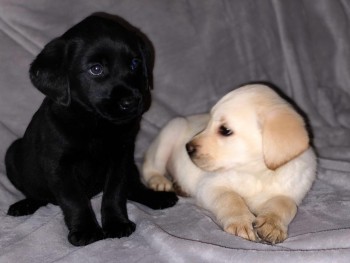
[0,0,349,262]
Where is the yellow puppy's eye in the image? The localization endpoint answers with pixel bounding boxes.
[219,125,233,136]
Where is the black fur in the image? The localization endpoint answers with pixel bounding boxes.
[5,14,177,246]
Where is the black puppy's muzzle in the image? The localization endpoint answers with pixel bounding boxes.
[112,86,147,119]
[95,85,149,124]
[118,96,141,111]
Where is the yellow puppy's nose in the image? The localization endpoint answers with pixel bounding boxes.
[186,142,197,156]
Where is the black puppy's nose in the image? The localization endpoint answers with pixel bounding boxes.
[186,142,197,156]
[119,97,139,111]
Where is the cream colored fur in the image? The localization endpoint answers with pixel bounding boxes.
[142,84,316,244]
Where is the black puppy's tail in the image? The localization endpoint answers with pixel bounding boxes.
[127,164,178,210]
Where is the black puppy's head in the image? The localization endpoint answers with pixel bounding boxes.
[29,14,154,123]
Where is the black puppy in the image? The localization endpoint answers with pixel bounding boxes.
[5,14,178,246]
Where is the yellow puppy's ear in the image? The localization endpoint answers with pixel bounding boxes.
[262,106,309,170]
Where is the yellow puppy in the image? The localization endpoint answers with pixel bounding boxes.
[142,84,316,244]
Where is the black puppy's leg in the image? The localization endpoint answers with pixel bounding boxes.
[101,157,136,239]
[6,140,49,216]
[128,164,178,209]
[5,139,24,191]
[8,198,48,216]
[54,175,103,246]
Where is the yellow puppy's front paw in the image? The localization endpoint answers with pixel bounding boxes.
[253,214,287,244]
[148,175,173,192]
[224,216,257,241]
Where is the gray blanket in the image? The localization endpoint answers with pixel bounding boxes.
[0,0,350,262]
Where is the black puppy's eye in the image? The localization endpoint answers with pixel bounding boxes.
[130,58,141,71]
[218,125,233,136]
[89,64,104,76]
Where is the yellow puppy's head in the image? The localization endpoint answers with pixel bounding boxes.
[186,84,309,172]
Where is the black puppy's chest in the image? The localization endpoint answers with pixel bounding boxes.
[82,122,133,157]
[70,138,113,196]
[75,130,118,167]
[72,123,134,194]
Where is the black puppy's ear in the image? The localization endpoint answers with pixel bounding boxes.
[138,37,154,90]
[29,38,71,106]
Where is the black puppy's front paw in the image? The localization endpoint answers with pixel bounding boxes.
[68,226,104,246]
[145,191,179,210]
[103,220,136,239]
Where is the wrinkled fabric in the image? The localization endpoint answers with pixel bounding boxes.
[0,0,349,262]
